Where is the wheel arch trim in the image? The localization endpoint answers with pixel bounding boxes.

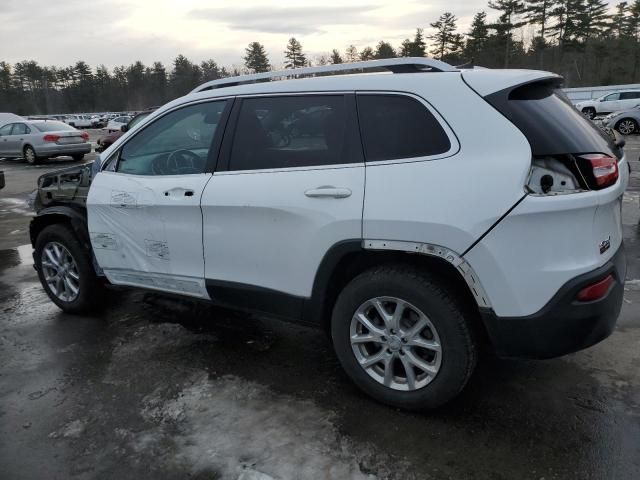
[362,239,492,308]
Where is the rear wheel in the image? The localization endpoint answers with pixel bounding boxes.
[616,118,637,135]
[331,265,477,410]
[24,145,37,164]
[582,107,596,119]
[35,224,104,313]
[72,153,85,161]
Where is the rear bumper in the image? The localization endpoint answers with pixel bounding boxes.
[481,243,626,359]
[37,143,92,156]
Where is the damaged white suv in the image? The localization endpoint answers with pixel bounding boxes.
[30,58,628,409]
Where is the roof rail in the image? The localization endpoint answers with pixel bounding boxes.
[191,57,457,93]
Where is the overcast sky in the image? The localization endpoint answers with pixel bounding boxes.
[0,0,612,70]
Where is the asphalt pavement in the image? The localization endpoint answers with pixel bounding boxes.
[0,131,639,479]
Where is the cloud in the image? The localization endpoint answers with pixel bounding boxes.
[188,5,381,35]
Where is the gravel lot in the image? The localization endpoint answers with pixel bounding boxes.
[1,131,639,479]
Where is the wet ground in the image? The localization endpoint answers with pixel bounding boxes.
[1,134,639,480]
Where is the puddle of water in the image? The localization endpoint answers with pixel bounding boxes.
[0,244,34,269]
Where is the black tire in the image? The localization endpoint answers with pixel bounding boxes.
[615,118,638,135]
[582,107,596,119]
[72,153,85,161]
[331,265,477,410]
[34,224,104,314]
[24,145,38,164]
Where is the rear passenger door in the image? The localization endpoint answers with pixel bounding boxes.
[201,94,364,312]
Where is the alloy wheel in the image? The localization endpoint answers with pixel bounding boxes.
[41,242,80,302]
[24,147,36,164]
[350,296,442,391]
[618,119,635,135]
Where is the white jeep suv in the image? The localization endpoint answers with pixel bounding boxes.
[29,58,628,409]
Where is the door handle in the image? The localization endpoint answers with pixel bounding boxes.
[304,186,352,198]
[163,187,195,197]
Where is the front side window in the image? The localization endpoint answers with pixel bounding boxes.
[356,94,451,162]
[117,100,229,176]
[0,124,12,136]
[229,95,356,171]
[603,93,620,101]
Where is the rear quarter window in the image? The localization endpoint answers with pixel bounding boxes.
[356,94,451,162]
[485,79,619,158]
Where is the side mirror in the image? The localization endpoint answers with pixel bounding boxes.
[121,125,129,133]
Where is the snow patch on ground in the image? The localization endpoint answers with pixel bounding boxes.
[133,372,377,479]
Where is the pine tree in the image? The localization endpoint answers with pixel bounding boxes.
[284,37,307,68]
[345,45,359,62]
[609,2,630,37]
[374,41,396,58]
[410,28,427,56]
[524,0,555,43]
[330,49,343,64]
[581,0,610,40]
[399,38,413,56]
[360,46,375,61]
[244,42,270,73]
[465,11,490,60]
[429,12,464,60]
[489,0,527,66]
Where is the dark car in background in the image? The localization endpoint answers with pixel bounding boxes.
[95,109,155,152]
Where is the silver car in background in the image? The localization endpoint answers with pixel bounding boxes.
[0,120,91,164]
[600,105,640,135]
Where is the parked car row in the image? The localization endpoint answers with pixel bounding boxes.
[576,89,640,119]
[25,112,136,129]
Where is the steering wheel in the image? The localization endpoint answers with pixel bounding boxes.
[152,149,201,175]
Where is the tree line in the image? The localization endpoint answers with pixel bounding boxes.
[2,0,640,115]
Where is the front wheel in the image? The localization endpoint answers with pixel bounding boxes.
[616,118,638,135]
[35,224,104,313]
[331,265,477,410]
[582,107,596,119]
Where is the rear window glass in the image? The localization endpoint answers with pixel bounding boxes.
[356,95,451,162]
[486,80,618,157]
[33,121,75,132]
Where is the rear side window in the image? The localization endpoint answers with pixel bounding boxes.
[11,123,29,135]
[356,94,451,162]
[486,80,618,157]
[620,91,640,100]
[229,95,361,171]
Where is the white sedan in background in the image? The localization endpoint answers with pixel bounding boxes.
[106,116,131,132]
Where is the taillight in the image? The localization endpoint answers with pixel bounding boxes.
[576,274,614,302]
[43,134,60,142]
[80,132,89,140]
[577,154,619,189]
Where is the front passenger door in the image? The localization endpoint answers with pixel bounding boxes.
[87,99,232,298]
[599,93,620,113]
[0,123,13,156]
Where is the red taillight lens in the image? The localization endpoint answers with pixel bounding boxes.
[43,134,60,142]
[579,154,619,188]
[80,132,89,140]
[576,274,614,302]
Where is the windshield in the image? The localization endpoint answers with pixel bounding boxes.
[32,121,76,132]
